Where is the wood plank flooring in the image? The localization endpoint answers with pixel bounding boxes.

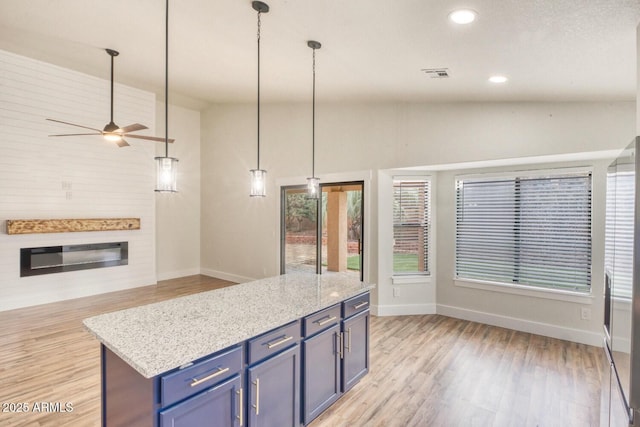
[0,275,605,427]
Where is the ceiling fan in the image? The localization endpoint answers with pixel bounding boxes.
[47,48,174,147]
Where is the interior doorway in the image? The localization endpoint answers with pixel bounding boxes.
[280,181,364,281]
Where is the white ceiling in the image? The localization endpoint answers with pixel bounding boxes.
[0,0,639,109]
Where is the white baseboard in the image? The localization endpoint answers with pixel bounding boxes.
[200,268,256,284]
[374,303,436,316]
[157,268,201,281]
[437,304,602,347]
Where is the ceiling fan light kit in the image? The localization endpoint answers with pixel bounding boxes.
[155,0,179,193]
[250,1,269,197]
[449,9,477,25]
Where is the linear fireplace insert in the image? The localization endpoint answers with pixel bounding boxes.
[20,242,128,277]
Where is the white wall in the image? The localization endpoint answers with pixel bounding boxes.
[0,50,157,311]
[201,100,635,344]
[155,103,201,280]
[435,159,610,346]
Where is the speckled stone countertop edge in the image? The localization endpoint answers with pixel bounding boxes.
[83,273,374,378]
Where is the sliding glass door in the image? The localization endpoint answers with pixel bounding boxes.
[281,186,318,273]
[281,181,364,281]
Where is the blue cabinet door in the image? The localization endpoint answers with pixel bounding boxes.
[302,324,341,424]
[247,344,300,427]
[303,324,341,425]
[159,374,242,427]
[342,310,369,392]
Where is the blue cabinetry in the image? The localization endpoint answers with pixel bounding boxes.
[342,309,369,392]
[159,375,242,427]
[100,290,370,427]
[247,344,300,427]
[302,293,370,425]
[101,344,243,427]
[302,323,341,424]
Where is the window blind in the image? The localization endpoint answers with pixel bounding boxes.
[393,179,430,275]
[455,171,592,292]
[605,169,634,299]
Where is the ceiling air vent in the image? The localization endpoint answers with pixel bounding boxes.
[421,68,450,78]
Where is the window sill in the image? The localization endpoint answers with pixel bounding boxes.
[392,275,432,285]
[454,278,593,304]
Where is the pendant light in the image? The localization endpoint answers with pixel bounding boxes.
[155,0,179,192]
[306,40,321,199]
[250,1,269,197]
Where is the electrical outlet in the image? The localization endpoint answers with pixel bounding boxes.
[393,287,399,297]
[580,307,591,320]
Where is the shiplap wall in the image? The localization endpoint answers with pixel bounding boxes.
[0,49,158,311]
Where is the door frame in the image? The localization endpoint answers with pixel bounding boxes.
[280,181,364,282]
[318,181,365,281]
[277,171,371,284]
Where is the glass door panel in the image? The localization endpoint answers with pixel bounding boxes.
[320,182,364,281]
[281,186,318,274]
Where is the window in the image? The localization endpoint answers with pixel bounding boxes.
[393,178,431,275]
[455,169,592,293]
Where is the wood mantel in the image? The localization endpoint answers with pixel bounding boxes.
[6,218,140,235]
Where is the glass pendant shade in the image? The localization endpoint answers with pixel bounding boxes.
[250,169,267,197]
[155,156,178,192]
[307,177,320,199]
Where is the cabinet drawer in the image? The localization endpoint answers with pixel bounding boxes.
[247,320,300,365]
[303,304,341,338]
[161,345,243,407]
[342,292,370,319]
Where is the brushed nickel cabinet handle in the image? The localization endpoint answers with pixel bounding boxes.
[317,315,338,326]
[190,367,230,387]
[338,332,344,359]
[252,378,260,415]
[354,301,368,310]
[266,335,293,349]
[237,387,243,426]
[346,327,352,353]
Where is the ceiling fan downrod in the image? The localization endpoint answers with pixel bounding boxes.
[104,48,120,135]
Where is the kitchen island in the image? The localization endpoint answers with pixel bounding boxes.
[84,272,373,426]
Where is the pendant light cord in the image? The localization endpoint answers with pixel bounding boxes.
[164,0,169,158]
[312,47,316,178]
[256,10,262,170]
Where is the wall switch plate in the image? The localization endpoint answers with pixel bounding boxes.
[393,287,399,297]
[581,307,591,320]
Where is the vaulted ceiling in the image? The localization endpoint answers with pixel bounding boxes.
[1,0,638,108]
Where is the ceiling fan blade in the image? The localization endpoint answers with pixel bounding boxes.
[119,123,148,133]
[49,132,102,137]
[116,139,130,148]
[126,134,175,143]
[46,118,102,133]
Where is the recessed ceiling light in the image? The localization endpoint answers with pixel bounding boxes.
[449,9,477,25]
[489,75,508,83]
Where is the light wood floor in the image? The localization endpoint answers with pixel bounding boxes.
[0,275,605,427]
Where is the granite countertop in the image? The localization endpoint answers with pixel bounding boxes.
[83,272,374,378]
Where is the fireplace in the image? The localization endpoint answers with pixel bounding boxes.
[20,242,128,277]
